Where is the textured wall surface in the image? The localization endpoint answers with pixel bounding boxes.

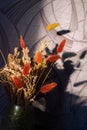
[0,0,87,130]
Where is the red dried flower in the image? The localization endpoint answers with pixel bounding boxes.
[46,54,60,62]
[13,76,22,89]
[57,39,66,53]
[22,63,30,75]
[20,35,26,49]
[40,82,57,93]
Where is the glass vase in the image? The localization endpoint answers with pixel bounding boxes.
[1,104,34,130]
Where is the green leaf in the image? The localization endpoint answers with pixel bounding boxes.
[62,52,77,60]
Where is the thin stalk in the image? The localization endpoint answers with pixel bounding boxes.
[35,66,46,87]
[41,63,54,87]
[0,49,6,65]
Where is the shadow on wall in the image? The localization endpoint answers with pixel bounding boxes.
[34,45,87,130]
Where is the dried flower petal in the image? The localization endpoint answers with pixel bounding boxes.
[20,35,26,49]
[46,23,60,31]
[13,76,22,89]
[22,63,30,75]
[40,82,57,93]
[47,54,60,62]
[34,51,43,64]
[57,39,66,53]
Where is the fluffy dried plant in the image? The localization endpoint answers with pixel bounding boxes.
[0,36,76,107]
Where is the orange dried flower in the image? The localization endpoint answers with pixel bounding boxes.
[40,82,57,93]
[34,51,43,64]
